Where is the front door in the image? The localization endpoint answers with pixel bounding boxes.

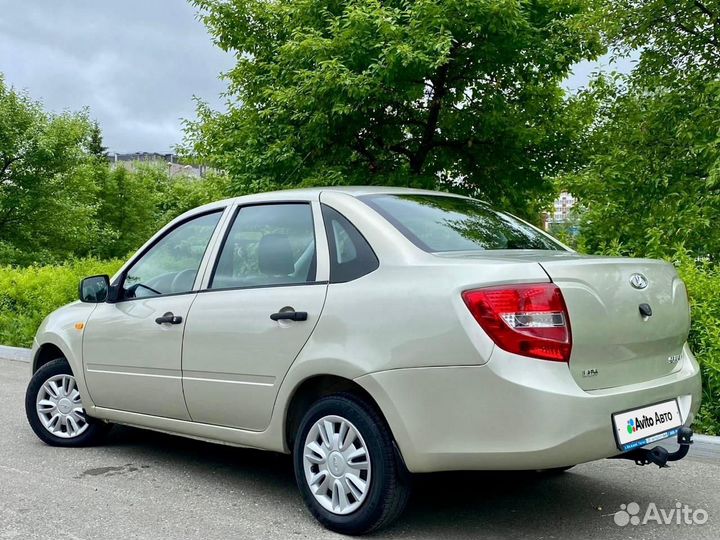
[83,210,224,419]
[182,202,327,431]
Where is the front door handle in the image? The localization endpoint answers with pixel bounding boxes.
[270,310,308,322]
[155,312,183,325]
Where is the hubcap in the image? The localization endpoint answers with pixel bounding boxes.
[36,374,89,439]
[302,415,371,515]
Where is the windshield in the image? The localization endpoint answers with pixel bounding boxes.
[359,194,565,252]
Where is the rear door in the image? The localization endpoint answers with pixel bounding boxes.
[181,201,329,431]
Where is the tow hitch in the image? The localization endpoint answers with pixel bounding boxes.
[612,427,694,468]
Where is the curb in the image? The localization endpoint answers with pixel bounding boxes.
[0,345,31,363]
[695,434,720,445]
[691,435,720,463]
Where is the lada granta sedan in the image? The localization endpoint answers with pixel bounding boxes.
[25,187,702,534]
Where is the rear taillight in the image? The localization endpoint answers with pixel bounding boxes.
[462,283,572,362]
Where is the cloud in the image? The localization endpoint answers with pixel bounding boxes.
[0,0,233,153]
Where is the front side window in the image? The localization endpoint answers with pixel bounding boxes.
[211,203,316,290]
[360,194,565,252]
[123,211,222,299]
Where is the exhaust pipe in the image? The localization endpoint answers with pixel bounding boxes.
[611,427,693,468]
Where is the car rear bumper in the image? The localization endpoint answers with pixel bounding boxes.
[355,343,702,473]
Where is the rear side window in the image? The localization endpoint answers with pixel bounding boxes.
[359,194,565,252]
[321,205,379,283]
[210,203,317,290]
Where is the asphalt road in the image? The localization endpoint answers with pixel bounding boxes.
[1,356,718,540]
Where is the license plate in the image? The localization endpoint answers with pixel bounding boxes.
[612,399,683,452]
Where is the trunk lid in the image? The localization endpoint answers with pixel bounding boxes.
[538,255,690,390]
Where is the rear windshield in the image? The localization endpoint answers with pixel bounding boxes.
[359,194,565,252]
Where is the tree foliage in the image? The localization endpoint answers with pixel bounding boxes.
[601,0,720,83]
[93,164,230,260]
[564,0,720,257]
[0,76,99,264]
[0,75,231,265]
[87,121,108,159]
[185,0,604,216]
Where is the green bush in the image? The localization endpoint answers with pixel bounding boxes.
[676,255,720,435]
[0,258,122,348]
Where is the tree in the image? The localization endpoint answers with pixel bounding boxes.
[93,163,232,260]
[599,0,720,86]
[0,76,99,265]
[156,169,230,223]
[92,165,161,259]
[87,121,108,160]
[0,72,233,266]
[185,0,604,217]
[563,0,720,257]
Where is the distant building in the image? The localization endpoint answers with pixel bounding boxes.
[544,191,576,230]
[109,152,209,178]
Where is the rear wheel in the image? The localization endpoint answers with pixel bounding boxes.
[25,358,110,447]
[293,393,410,535]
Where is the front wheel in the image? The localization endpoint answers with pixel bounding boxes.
[25,358,110,447]
[293,393,410,535]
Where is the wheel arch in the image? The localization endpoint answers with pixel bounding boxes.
[32,342,67,373]
[283,374,405,467]
[31,335,96,411]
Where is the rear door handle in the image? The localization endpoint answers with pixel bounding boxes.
[270,310,308,322]
[155,312,183,325]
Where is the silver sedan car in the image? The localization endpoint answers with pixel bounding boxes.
[26,187,702,534]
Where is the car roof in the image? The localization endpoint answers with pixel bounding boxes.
[193,186,472,214]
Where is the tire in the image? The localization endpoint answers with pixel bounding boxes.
[293,393,411,535]
[25,358,110,447]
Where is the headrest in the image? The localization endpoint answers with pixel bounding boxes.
[258,234,294,276]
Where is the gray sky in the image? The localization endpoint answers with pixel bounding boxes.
[0,1,631,154]
[0,0,233,153]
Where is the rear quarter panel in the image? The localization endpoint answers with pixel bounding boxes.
[301,262,553,374]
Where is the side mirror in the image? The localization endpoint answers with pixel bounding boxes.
[79,275,110,303]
